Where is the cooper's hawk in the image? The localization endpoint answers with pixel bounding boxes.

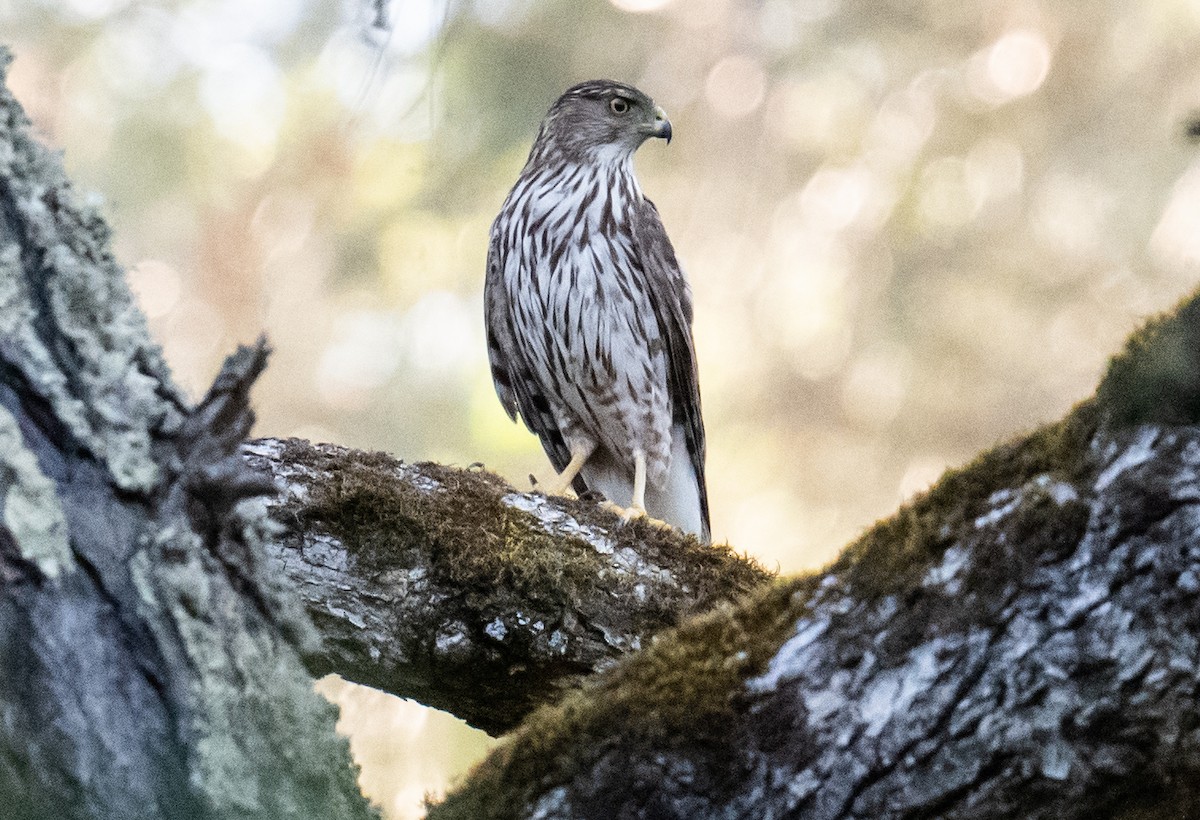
[485,80,710,541]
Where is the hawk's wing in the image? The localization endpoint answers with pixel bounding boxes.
[630,198,711,538]
[484,227,582,493]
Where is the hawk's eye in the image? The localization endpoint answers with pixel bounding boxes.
[610,97,630,115]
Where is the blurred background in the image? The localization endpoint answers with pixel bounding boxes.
[7,0,1200,815]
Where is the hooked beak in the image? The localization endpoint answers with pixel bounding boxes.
[652,105,672,144]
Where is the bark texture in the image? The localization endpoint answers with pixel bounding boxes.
[0,52,375,820]
[246,436,768,736]
[429,293,1200,819]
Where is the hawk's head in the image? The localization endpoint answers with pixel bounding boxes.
[532,80,672,165]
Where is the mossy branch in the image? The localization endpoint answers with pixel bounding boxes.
[429,288,1200,819]
[244,436,770,736]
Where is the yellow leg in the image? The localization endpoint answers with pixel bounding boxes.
[627,450,648,520]
[598,451,672,532]
[537,441,594,497]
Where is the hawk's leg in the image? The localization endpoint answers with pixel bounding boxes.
[537,440,595,496]
[629,449,648,519]
[602,450,673,531]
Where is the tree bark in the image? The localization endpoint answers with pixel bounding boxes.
[0,51,375,820]
[245,436,768,735]
[0,46,768,816]
[427,292,1200,819]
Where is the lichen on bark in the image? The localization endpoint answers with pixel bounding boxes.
[429,286,1200,819]
[0,48,376,819]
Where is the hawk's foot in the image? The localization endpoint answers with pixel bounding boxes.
[599,500,673,531]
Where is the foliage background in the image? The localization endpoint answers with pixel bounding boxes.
[7,0,1200,815]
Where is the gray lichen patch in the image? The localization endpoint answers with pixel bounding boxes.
[1,51,376,818]
[501,492,618,556]
[0,402,71,579]
[129,502,369,818]
[0,50,181,494]
[0,243,94,433]
[233,494,320,652]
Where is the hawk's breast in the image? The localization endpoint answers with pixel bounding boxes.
[498,162,674,483]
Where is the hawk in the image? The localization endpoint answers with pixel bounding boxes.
[485,80,710,541]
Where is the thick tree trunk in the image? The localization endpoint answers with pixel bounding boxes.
[0,52,375,820]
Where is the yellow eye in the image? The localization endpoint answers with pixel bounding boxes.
[610,97,630,115]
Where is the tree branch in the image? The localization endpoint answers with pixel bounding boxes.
[245,436,770,736]
[429,292,1200,819]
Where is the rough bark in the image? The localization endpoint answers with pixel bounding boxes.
[0,51,375,819]
[244,436,768,735]
[429,293,1200,819]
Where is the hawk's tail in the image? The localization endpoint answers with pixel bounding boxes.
[579,425,710,542]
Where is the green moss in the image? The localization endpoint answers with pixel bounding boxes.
[555,490,771,619]
[428,576,812,820]
[427,389,1101,818]
[431,286,1200,816]
[832,399,1099,600]
[1096,289,1200,428]
[284,442,607,602]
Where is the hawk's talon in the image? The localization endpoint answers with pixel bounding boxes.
[599,500,673,531]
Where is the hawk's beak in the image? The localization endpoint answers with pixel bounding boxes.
[652,106,672,144]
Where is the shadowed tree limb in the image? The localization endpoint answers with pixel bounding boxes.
[428,291,1200,819]
[244,436,770,736]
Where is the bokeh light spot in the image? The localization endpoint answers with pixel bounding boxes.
[800,165,872,233]
[610,0,673,11]
[988,30,1051,97]
[402,290,479,378]
[1151,163,1200,267]
[766,72,869,150]
[198,43,285,154]
[705,55,767,120]
[317,309,403,408]
[898,456,949,501]
[1033,173,1114,259]
[127,259,182,319]
[967,29,1052,105]
[917,157,982,232]
[841,347,911,429]
[964,137,1025,205]
[61,0,130,21]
